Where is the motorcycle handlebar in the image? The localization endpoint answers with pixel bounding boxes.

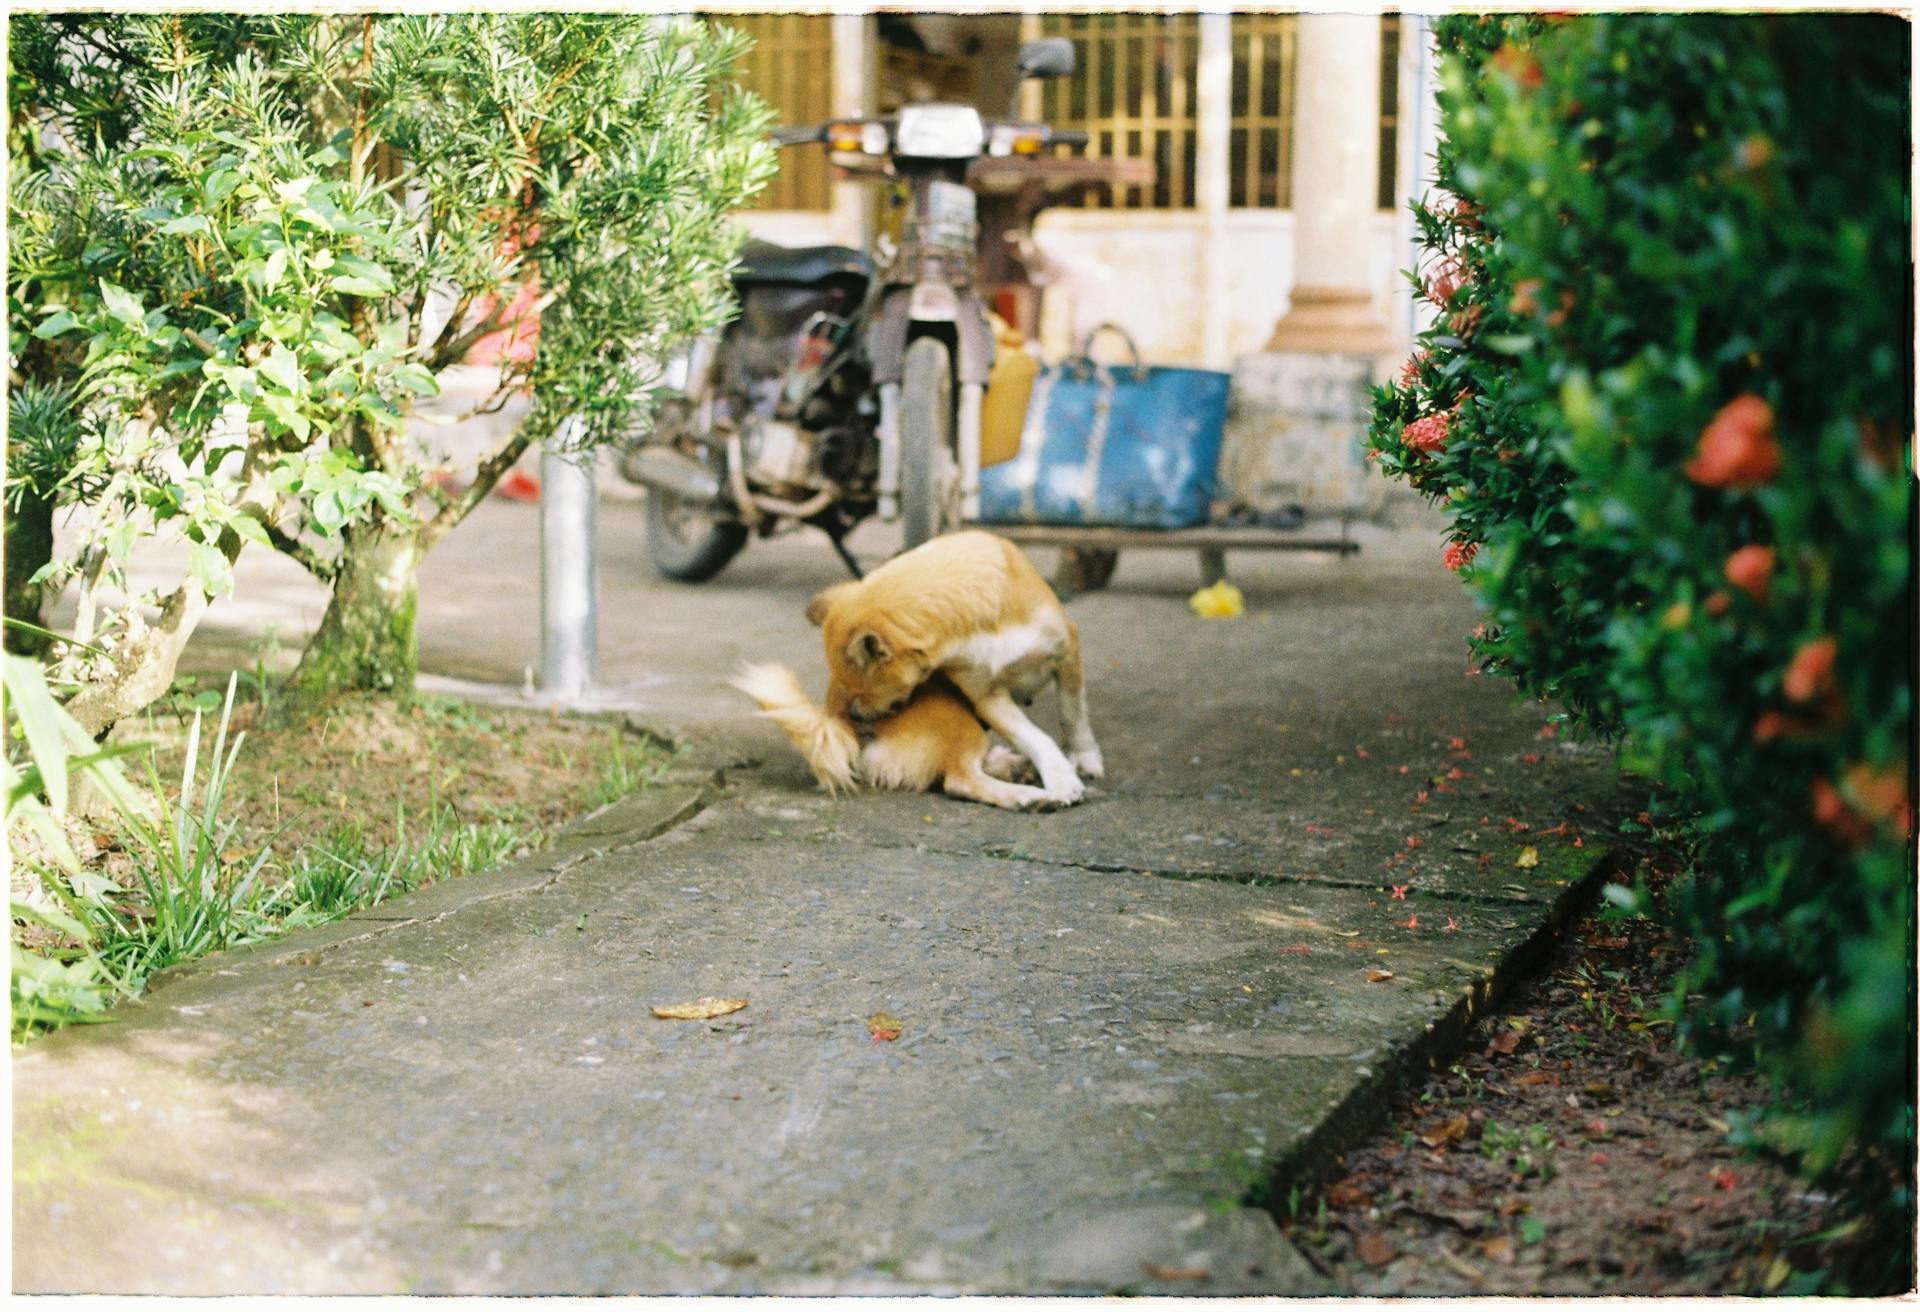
[771,120,1090,151]
[772,123,825,148]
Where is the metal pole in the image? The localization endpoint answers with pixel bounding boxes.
[540,415,597,703]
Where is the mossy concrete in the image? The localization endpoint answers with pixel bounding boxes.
[16,503,1639,1294]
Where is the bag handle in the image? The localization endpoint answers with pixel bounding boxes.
[1070,323,1148,383]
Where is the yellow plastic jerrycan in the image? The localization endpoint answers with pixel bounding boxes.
[980,313,1038,469]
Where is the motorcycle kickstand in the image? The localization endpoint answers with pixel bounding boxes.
[817,519,865,580]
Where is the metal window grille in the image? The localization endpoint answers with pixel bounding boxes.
[1227,12,1296,209]
[1378,16,1402,212]
[730,13,833,213]
[1037,13,1200,210]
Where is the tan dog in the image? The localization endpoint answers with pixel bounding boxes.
[733,664,1056,810]
[805,530,1101,806]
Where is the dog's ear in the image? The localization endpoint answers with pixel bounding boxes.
[806,582,856,628]
[844,627,891,670]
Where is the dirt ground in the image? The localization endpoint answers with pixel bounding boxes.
[1278,852,1914,1297]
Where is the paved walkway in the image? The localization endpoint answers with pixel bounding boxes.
[14,499,1632,1294]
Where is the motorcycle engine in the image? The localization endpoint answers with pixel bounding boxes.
[742,415,818,491]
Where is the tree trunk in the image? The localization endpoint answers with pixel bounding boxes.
[4,484,56,656]
[289,521,421,697]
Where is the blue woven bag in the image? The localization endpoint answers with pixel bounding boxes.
[978,325,1231,530]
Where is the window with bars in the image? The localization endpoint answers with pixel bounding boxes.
[1228,12,1295,208]
[1378,17,1402,211]
[729,13,834,212]
[1036,13,1200,210]
[1036,13,1402,212]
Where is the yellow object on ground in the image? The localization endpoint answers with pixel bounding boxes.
[981,313,1036,468]
[1188,580,1245,619]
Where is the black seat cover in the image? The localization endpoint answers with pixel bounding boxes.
[737,241,873,285]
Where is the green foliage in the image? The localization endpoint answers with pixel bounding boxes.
[1370,14,1912,1174]
[9,13,775,710]
[5,653,145,1039]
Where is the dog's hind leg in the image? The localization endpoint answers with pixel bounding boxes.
[983,744,1036,781]
[1056,619,1104,779]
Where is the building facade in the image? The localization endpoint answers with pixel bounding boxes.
[729,11,1440,511]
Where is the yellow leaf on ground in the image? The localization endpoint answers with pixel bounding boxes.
[1764,1256,1792,1292]
[1366,968,1396,983]
[1515,845,1540,869]
[650,997,748,1021]
[867,1011,903,1041]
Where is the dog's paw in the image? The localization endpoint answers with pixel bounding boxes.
[1040,773,1086,807]
[1071,747,1105,780]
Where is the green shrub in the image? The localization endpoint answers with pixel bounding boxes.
[1371,13,1911,1177]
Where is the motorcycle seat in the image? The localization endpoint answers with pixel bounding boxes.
[737,241,873,285]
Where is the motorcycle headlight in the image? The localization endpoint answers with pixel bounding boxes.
[894,104,985,159]
[826,121,891,155]
[987,124,1048,157]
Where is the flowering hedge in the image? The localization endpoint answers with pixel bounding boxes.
[1371,14,1912,1174]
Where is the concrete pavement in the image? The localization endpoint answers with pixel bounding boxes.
[14,496,1634,1294]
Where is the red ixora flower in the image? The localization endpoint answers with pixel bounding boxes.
[1782,637,1838,705]
[1403,411,1452,454]
[1724,544,1777,602]
[1686,395,1781,490]
[1400,349,1431,387]
[1425,259,1467,307]
[1443,540,1479,572]
[1811,778,1872,850]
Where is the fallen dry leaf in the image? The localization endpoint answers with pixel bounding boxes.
[1355,1231,1397,1267]
[1514,846,1540,869]
[1487,1029,1522,1056]
[1143,1263,1209,1281]
[1481,1235,1516,1266]
[1366,968,1396,983]
[651,997,748,1021]
[1420,1114,1469,1148]
[1514,1070,1557,1087]
[1326,1179,1372,1210]
[868,1011,903,1042]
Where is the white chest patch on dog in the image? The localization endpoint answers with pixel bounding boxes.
[952,619,1064,697]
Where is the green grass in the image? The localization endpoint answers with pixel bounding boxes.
[13,680,666,1042]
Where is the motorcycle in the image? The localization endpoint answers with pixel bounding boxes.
[620,38,1084,582]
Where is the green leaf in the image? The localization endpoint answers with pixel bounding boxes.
[329,275,390,298]
[259,391,311,442]
[261,248,289,292]
[159,214,212,237]
[258,344,303,396]
[331,254,395,294]
[204,168,241,207]
[100,281,145,330]
[391,362,440,397]
[187,541,233,597]
[4,654,74,814]
[32,311,80,339]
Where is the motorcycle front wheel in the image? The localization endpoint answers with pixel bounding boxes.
[898,336,963,552]
[644,487,747,583]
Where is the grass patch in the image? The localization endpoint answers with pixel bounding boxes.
[12,673,674,1041]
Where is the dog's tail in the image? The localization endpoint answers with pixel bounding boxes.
[731,663,860,794]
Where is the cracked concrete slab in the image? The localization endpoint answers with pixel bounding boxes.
[17,504,1636,1294]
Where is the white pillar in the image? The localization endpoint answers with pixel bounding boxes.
[1195,13,1233,371]
[829,13,877,250]
[540,419,597,703]
[1266,13,1395,356]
